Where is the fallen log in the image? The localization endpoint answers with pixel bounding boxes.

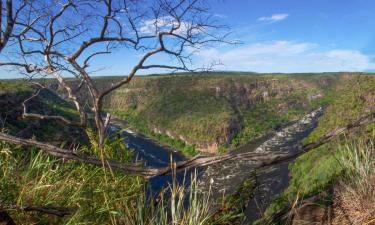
[0,112,373,179]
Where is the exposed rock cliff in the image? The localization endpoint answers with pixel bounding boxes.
[104,74,336,153]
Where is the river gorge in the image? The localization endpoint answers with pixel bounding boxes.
[109,107,323,221]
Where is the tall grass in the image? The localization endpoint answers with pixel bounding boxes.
[333,139,375,224]
[0,138,215,224]
[338,140,374,196]
[0,142,144,224]
[124,171,213,225]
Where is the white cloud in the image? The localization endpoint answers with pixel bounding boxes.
[140,16,191,35]
[213,14,227,19]
[195,41,375,72]
[258,13,289,23]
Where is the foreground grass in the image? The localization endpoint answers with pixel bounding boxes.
[0,135,218,224]
[331,140,375,224]
[0,141,144,224]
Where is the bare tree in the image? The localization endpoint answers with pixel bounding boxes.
[3,0,230,150]
[2,1,373,180]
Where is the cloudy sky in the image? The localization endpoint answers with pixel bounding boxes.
[2,0,375,78]
[198,0,375,73]
[104,0,375,74]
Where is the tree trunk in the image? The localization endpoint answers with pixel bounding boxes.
[92,102,106,151]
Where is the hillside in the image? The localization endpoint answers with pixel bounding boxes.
[104,73,338,154]
[0,73,374,224]
[0,80,86,146]
[262,74,375,224]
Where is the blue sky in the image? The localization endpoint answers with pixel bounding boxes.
[196,0,375,73]
[2,0,375,78]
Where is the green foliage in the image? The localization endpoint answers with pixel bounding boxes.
[0,142,144,224]
[82,128,134,162]
[338,139,375,196]
[107,73,337,153]
[0,80,31,93]
[263,74,375,221]
[128,171,214,225]
[212,177,256,224]
[0,140,217,224]
[230,101,290,147]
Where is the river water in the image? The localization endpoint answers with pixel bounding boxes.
[109,107,323,222]
[109,118,187,194]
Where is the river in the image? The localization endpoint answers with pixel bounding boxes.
[109,118,187,194]
[109,107,323,222]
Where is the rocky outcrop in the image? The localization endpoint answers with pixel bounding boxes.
[104,76,332,153]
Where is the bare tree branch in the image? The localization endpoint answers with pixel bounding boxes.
[0,110,373,179]
[1,203,74,217]
[2,0,234,151]
[22,84,85,126]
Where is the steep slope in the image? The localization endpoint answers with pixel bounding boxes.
[105,73,338,153]
[0,80,86,146]
[262,74,375,224]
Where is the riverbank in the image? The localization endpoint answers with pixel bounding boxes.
[109,107,324,223]
[110,116,188,163]
[198,107,323,223]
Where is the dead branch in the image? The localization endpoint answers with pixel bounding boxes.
[0,111,373,179]
[4,0,233,150]
[2,204,74,217]
[0,132,161,177]
[22,85,84,127]
[0,0,14,52]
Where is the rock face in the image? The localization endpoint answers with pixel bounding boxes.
[58,74,335,153]
[104,75,334,153]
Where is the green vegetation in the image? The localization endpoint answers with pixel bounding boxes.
[0,80,31,94]
[1,73,374,224]
[0,134,144,224]
[106,73,337,154]
[0,137,218,224]
[212,176,257,224]
[0,85,85,146]
[262,74,375,222]
[338,139,374,199]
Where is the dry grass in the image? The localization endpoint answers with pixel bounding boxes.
[331,140,375,225]
[283,139,375,225]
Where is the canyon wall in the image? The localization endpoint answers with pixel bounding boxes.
[104,74,337,153]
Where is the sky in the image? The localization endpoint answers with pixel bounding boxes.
[198,0,375,73]
[2,0,375,78]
